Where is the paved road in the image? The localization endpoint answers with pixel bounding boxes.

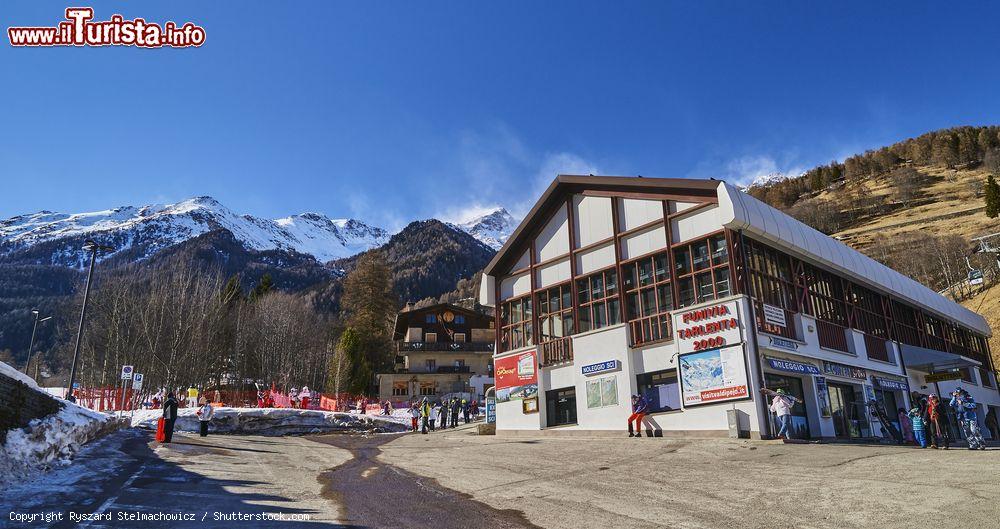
[2,429,353,528]
[309,432,538,529]
[1,427,536,529]
[380,430,1000,529]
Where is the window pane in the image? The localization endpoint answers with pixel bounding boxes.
[641,288,657,316]
[578,307,592,332]
[656,283,673,313]
[654,254,669,282]
[609,298,621,325]
[591,275,604,299]
[606,269,618,295]
[692,240,710,271]
[715,266,731,298]
[563,313,575,336]
[549,288,560,312]
[696,272,714,302]
[551,315,564,338]
[639,259,654,287]
[538,293,549,315]
[674,247,691,276]
[512,300,522,323]
[512,327,522,348]
[577,279,590,304]
[524,322,533,345]
[593,301,607,328]
[524,298,533,319]
[627,292,640,320]
[561,287,571,311]
[622,263,636,290]
[710,234,728,264]
[678,277,695,307]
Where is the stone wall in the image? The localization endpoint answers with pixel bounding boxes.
[0,371,62,443]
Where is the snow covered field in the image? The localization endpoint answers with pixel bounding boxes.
[130,407,409,435]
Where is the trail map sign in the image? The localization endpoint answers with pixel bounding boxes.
[678,345,750,406]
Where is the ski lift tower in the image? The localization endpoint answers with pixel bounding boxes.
[972,231,1000,267]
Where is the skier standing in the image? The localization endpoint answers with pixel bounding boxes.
[162,392,179,443]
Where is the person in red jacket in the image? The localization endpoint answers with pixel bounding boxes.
[628,394,649,437]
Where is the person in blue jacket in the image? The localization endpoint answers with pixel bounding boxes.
[628,394,649,437]
[950,388,986,450]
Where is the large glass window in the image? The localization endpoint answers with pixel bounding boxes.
[537,283,574,343]
[500,295,533,351]
[674,233,730,308]
[623,252,673,345]
[636,369,681,413]
[576,269,621,333]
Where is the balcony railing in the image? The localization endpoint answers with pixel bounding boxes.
[539,336,573,367]
[754,303,798,341]
[398,341,494,352]
[817,320,849,352]
[863,334,891,363]
[629,314,673,347]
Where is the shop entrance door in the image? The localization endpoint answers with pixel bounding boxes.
[828,382,869,438]
[764,373,810,439]
[873,389,901,436]
[545,387,577,427]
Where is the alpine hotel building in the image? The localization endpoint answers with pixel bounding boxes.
[478,175,1000,440]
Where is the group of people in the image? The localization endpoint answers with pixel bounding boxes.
[904,388,989,450]
[158,391,215,443]
[409,397,476,433]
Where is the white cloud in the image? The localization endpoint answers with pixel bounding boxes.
[701,154,807,188]
[431,126,600,221]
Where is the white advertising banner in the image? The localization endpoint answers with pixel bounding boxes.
[762,303,786,328]
[678,345,751,406]
[673,299,743,354]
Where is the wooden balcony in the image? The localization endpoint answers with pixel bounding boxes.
[863,334,891,363]
[817,320,849,352]
[539,336,573,367]
[629,314,673,347]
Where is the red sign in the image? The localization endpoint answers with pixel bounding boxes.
[495,350,537,390]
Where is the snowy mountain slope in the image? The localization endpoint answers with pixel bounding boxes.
[450,207,518,250]
[0,197,388,267]
[742,172,797,190]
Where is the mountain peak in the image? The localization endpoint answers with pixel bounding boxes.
[452,207,518,250]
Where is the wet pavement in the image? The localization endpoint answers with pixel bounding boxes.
[310,432,539,529]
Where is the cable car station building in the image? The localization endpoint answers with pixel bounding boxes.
[478,175,999,440]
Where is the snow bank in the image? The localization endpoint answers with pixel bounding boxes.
[0,400,119,489]
[131,407,408,436]
[0,360,39,390]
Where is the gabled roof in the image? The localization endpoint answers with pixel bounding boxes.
[717,182,991,336]
[484,175,719,275]
[392,302,492,336]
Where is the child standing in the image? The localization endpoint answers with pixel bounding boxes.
[909,407,927,448]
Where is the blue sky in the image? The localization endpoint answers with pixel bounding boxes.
[3,1,1000,229]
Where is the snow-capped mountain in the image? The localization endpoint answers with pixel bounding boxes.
[451,207,518,250]
[0,197,389,267]
[742,172,797,190]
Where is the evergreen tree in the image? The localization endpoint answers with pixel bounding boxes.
[341,252,397,374]
[221,274,244,306]
[250,273,274,301]
[985,175,1000,218]
[334,327,370,394]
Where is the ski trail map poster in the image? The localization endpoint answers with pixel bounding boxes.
[678,345,750,406]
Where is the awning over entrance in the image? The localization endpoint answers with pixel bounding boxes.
[899,343,981,371]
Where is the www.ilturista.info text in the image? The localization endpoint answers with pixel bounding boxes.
[8,8,205,48]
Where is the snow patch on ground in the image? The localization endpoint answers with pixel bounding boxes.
[0,360,39,390]
[0,400,119,489]
[130,407,409,436]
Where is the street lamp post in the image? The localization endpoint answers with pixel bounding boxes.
[66,239,113,402]
[22,309,52,377]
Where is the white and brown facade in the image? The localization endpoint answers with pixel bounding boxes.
[479,175,999,440]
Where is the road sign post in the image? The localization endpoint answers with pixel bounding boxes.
[130,373,144,423]
[119,365,134,419]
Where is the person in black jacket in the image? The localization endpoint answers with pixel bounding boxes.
[162,392,179,443]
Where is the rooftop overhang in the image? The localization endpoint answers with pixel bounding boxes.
[899,343,982,372]
[484,174,720,277]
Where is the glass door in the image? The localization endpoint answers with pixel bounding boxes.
[764,374,810,439]
[828,383,870,438]
[545,387,577,427]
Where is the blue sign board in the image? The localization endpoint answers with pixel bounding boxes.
[873,377,909,392]
[581,360,621,376]
[486,398,496,424]
[766,357,820,375]
[768,336,799,352]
